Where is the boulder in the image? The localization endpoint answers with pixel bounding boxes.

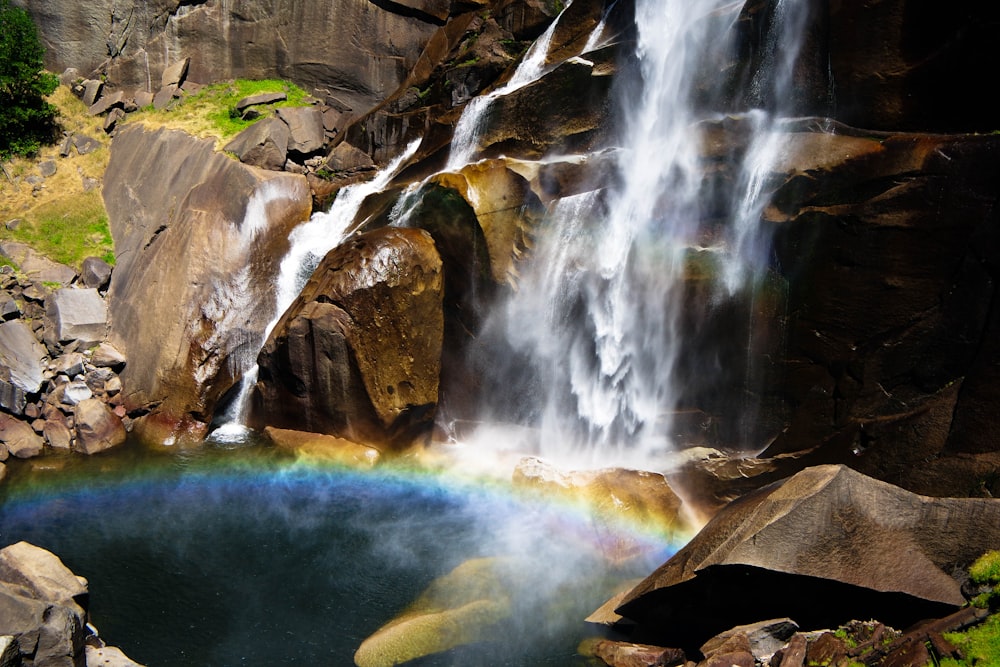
[74,398,127,454]
[234,92,286,111]
[152,84,177,110]
[611,465,1000,648]
[263,426,381,468]
[0,242,76,285]
[44,287,108,348]
[0,415,44,459]
[81,79,103,106]
[0,320,47,414]
[87,90,124,116]
[160,57,189,88]
[104,125,311,441]
[588,640,687,667]
[42,421,73,450]
[78,259,109,291]
[90,342,126,370]
[0,542,88,617]
[254,226,443,448]
[223,117,290,171]
[276,106,326,154]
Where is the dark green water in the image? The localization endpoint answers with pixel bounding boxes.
[0,442,674,666]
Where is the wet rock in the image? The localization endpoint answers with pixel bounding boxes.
[104,125,311,435]
[263,426,381,468]
[45,287,107,348]
[223,117,290,170]
[74,398,126,455]
[589,640,687,667]
[255,227,443,448]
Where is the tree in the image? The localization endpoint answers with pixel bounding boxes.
[0,0,58,159]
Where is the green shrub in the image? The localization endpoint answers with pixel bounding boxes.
[0,0,58,158]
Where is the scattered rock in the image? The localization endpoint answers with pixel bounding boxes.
[81,79,103,106]
[90,342,126,370]
[223,117,291,170]
[0,414,45,458]
[72,133,101,155]
[38,160,57,177]
[88,90,124,116]
[235,91,286,111]
[79,256,113,290]
[45,287,108,348]
[74,398,126,455]
[160,57,190,88]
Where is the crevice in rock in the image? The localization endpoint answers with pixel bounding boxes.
[366,0,448,27]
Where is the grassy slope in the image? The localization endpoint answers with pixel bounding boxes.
[0,78,310,270]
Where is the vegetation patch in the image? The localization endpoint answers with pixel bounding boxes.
[126,78,311,148]
[942,613,1000,666]
[1,86,113,269]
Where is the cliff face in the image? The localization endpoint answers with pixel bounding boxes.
[85,0,1000,494]
[13,0,446,114]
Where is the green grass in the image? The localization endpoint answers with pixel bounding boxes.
[942,614,1000,666]
[126,78,312,147]
[2,189,114,268]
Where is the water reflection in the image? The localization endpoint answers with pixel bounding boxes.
[0,443,674,666]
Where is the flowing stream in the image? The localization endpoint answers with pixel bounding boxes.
[465,0,811,467]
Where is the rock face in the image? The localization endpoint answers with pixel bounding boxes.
[15,0,443,115]
[103,125,311,441]
[0,542,142,667]
[611,465,1000,648]
[254,226,443,448]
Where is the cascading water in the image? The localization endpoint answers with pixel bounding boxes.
[209,140,422,441]
[465,0,811,468]
[446,2,574,170]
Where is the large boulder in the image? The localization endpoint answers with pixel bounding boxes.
[44,287,108,349]
[611,465,1000,649]
[74,398,127,455]
[0,320,47,415]
[253,227,443,448]
[103,125,311,442]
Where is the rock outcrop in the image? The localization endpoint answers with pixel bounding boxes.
[253,226,443,448]
[15,0,445,116]
[0,541,143,667]
[103,125,311,443]
[608,465,1000,649]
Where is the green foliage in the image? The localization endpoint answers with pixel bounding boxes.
[942,614,1000,666]
[970,551,1000,586]
[128,78,311,144]
[4,190,114,268]
[0,0,58,159]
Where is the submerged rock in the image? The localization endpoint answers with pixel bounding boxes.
[263,426,381,468]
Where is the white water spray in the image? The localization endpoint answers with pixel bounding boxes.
[210,140,423,442]
[446,2,573,170]
[465,0,811,467]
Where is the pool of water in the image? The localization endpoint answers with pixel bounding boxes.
[0,443,674,666]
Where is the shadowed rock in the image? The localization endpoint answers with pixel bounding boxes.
[611,465,1000,649]
[224,117,291,170]
[276,106,325,154]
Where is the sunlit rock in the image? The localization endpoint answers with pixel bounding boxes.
[104,125,312,441]
[610,465,1000,648]
[512,457,690,541]
[74,398,127,455]
[224,117,290,171]
[0,415,44,459]
[44,287,108,350]
[264,426,380,468]
[0,320,47,415]
[354,557,513,667]
[254,227,443,449]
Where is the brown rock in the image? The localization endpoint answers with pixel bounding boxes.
[0,414,44,459]
[263,426,381,468]
[773,633,807,667]
[254,227,443,448]
[0,541,88,616]
[104,125,311,435]
[611,465,1000,647]
[43,421,73,450]
[74,398,126,454]
[590,640,686,667]
[224,117,290,170]
[276,106,326,154]
[804,633,848,667]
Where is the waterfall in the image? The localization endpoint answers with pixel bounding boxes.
[465,0,811,468]
[209,140,423,442]
[446,2,573,170]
